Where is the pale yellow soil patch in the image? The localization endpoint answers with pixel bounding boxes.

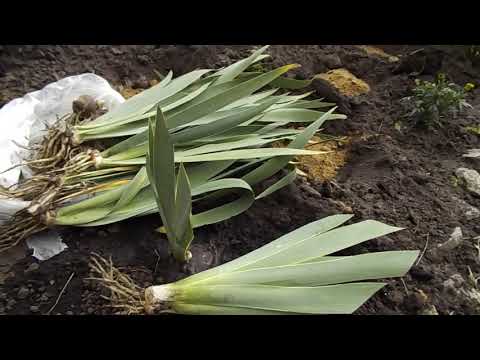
[357,45,400,63]
[119,88,142,99]
[316,69,370,97]
[296,136,350,182]
[117,79,160,99]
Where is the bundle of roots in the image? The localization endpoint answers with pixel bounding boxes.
[88,253,146,315]
[0,96,109,252]
[4,95,107,194]
[0,210,47,252]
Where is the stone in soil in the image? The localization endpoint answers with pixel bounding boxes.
[419,305,439,315]
[322,54,342,69]
[356,45,400,63]
[437,227,463,252]
[463,149,480,159]
[455,168,480,196]
[453,196,480,220]
[17,286,30,300]
[316,68,370,97]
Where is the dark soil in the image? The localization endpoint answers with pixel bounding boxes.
[1,45,480,315]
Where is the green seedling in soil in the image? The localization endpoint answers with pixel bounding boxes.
[144,106,336,262]
[89,215,419,315]
[466,125,480,136]
[450,175,460,188]
[402,73,473,128]
[394,121,403,133]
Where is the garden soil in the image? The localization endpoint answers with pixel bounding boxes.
[1,45,479,315]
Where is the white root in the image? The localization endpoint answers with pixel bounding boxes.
[144,284,175,314]
[93,152,104,169]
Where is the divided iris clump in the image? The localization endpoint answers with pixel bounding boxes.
[0,46,346,254]
[89,213,419,315]
[1,45,420,315]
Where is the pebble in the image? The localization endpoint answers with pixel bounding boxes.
[66,311,74,315]
[466,206,480,220]
[30,305,40,313]
[39,294,49,302]
[450,274,465,285]
[453,196,480,220]
[87,307,94,314]
[17,286,30,300]
[49,280,55,285]
[463,149,480,159]
[419,305,439,315]
[323,54,342,69]
[111,47,124,55]
[437,227,463,252]
[455,168,480,196]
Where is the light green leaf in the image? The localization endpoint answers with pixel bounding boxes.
[178,214,353,285]
[174,283,386,314]
[196,251,419,287]
[214,45,270,85]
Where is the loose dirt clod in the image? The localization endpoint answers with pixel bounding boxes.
[298,136,350,182]
[456,168,480,196]
[316,68,371,97]
[356,46,400,63]
[438,227,464,252]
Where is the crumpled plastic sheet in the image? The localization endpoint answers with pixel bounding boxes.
[26,230,69,262]
[0,73,125,260]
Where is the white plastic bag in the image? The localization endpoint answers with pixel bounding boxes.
[0,73,125,259]
[0,73,125,188]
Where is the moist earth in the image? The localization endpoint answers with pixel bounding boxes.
[1,45,479,315]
